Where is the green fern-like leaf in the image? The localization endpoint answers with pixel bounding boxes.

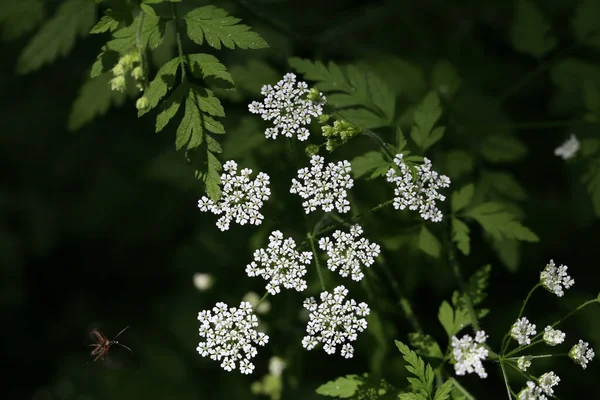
[451,217,470,256]
[184,5,268,50]
[140,56,181,117]
[395,341,435,398]
[0,0,45,40]
[68,72,127,131]
[464,202,539,242]
[188,53,234,87]
[351,151,391,179]
[438,301,470,338]
[289,58,395,129]
[410,91,445,151]
[17,0,96,74]
[510,0,557,58]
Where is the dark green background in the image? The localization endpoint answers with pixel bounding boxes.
[2,0,599,399]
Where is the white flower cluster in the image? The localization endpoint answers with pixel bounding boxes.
[290,155,353,214]
[570,340,595,369]
[543,326,565,346]
[554,134,580,160]
[451,330,489,378]
[511,317,537,346]
[517,355,532,371]
[246,231,312,295]
[197,301,269,374]
[248,73,325,141]
[518,372,560,400]
[318,225,381,281]
[385,154,450,222]
[302,285,369,359]
[540,259,574,297]
[198,161,271,231]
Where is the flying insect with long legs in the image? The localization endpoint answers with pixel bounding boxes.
[88,325,133,362]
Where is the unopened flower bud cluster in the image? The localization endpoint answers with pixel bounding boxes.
[109,49,148,110]
[198,161,271,231]
[386,154,450,222]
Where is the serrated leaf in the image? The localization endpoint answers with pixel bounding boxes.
[316,375,362,398]
[464,202,539,242]
[408,332,444,359]
[451,217,470,256]
[399,393,426,400]
[68,72,127,131]
[108,13,165,52]
[418,226,441,258]
[155,83,186,132]
[459,265,491,307]
[140,3,157,17]
[451,184,474,213]
[438,301,454,338]
[175,86,225,151]
[433,380,453,400]
[396,127,407,152]
[188,53,234,87]
[510,0,557,58]
[351,151,390,179]
[184,5,268,50]
[432,61,461,97]
[289,58,394,128]
[90,12,120,34]
[16,0,95,74]
[0,0,45,40]
[410,91,445,151]
[140,56,181,116]
[572,0,600,50]
[395,341,434,397]
[480,134,527,162]
[90,47,120,78]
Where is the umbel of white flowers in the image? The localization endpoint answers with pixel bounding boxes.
[540,259,574,297]
[197,301,269,374]
[318,224,381,281]
[248,72,325,141]
[290,155,354,214]
[385,154,450,222]
[511,317,537,345]
[451,330,489,378]
[246,230,312,295]
[518,371,560,399]
[302,285,370,359]
[198,160,271,231]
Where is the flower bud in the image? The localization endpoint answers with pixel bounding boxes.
[110,75,126,92]
[305,144,320,157]
[112,63,125,76]
[131,66,144,80]
[136,96,149,111]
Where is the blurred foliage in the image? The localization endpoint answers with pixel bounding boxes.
[2,0,600,400]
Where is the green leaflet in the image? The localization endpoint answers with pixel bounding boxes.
[184,5,268,50]
[418,226,441,258]
[16,0,96,74]
[464,202,539,242]
[350,151,390,179]
[438,301,470,338]
[315,374,396,400]
[68,71,127,131]
[139,56,181,117]
[0,0,45,40]
[510,0,557,58]
[451,184,474,213]
[407,333,444,359]
[288,58,395,129]
[451,217,470,256]
[410,91,445,151]
[188,53,234,88]
[396,341,452,400]
[316,375,361,398]
[572,0,600,50]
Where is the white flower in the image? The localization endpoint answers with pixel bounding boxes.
[518,381,547,400]
[248,73,325,141]
[246,231,312,295]
[268,356,286,377]
[302,285,369,358]
[540,259,574,297]
[517,355,532,371]
[318,224,381,281]
[554,134,580,160]
[197,301,269,374]
[290,155,353,214]
[242,291,271,314]
[451,330,489,378]
[511,317,537,346]
[385,154,450,222]
[193,273,214,291]
[543,326,565,346]
[569,340,595,369]
[198,160,271,231]
[538,372,560,396]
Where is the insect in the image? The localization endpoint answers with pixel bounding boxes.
[88,325,133,362]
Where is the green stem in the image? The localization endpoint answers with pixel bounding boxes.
[172,3,186,83]
[501,284,541,355]
[255,291,269,308]
[499,362,513,400]
[312,200,394,238]
[450,378,476,400]
[549,298,599,329]
[308,233,326,291]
